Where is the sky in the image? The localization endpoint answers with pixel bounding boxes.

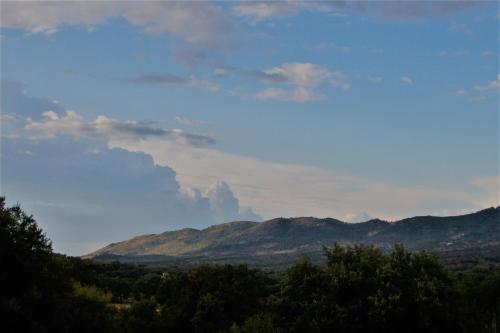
[0,0,499,255]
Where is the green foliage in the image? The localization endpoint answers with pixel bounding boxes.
[0,197,117,332]
[121,299,161,333]
[73,283,112,303]
[155,264,272,332]
[0,197,67,331]
[232,314,277,333]
[132,272,162,299]
[1,197,499,333]
[267,244,461,333]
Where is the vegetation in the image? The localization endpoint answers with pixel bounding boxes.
[1,197,499,332]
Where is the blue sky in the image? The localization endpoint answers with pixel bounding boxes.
[1,1,498,255]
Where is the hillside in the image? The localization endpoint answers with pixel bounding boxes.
[88,207,500,267]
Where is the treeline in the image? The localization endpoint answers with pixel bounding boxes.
[1,198,499,333]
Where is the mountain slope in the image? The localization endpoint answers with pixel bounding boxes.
[88,207,499,267]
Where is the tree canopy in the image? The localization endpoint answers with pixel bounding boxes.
[1,197,499,332]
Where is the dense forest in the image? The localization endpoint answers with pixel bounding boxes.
[1,197,499,333]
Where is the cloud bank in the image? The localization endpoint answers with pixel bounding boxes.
[1,81,260,255]
[112,137,498,222]
[2,137,260,255]
[1,1,234,64]
[25,111,215,146]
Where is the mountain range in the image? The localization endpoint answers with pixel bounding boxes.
[87,207,500,268]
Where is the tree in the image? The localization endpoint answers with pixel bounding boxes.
[0,197,70,331]
[269,244,462,333]
[0,197,117,332]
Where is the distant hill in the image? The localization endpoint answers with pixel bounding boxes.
[87,207,500,268]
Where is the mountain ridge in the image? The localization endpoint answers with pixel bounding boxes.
[87,207,500,267]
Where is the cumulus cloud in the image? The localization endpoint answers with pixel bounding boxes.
[453,75,500,102]
[400,76,413,85]
[2,136,260,255]
[472,75,500,92]
[2,80,261,255]
[344,212,373,223]
[5,80,215,146]
[0,1,118,35]
[206,181,242,223]
[233,1,302,22]
[113,137,498,222]
[2,80,210,149]
[1,1,232,44]
[253,62,347,102]
[260,62,332,86]
[25,110,215,146]
[1,1,234,64]
[256,87,320,102]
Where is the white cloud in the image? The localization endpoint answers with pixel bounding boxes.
[400,76,413,85]
[1,1,234,64]
[262,62,332,87]
[256,88,288,101]
[233,2,301,22]
[256,87,320,102]
[3,137,261,255]
[0,1,119,35]
[344,212,373,223]
[25,110,215,146]
[123,2,231,46]
[254,63,346,102]
[206,181,241,223]
[110,138,497,221]
[452,76,499,102]
[472,75,500,92]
